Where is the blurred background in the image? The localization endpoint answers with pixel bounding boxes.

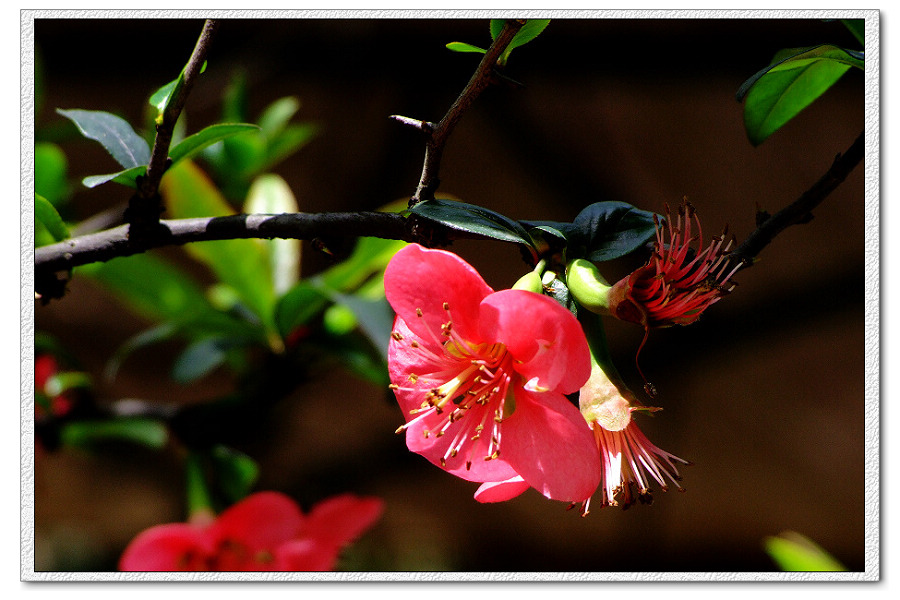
[31,16,866,572]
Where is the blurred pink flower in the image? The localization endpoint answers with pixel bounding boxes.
[609,200,739,329]
[119,491,382,571]
[34,354,74,419]
[384,244,601,503]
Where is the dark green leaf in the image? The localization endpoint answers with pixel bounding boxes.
[764,532,846,571]
[168,123,260,164]
[210,445,259,503]
[410,198,535,246]
[34,142,69,206]
[60,417,168,450]
[525,201,658,262]
[446,41,487,54]
[261,123,318,171]
[274,281,329,340]
[57,109,150,169]
[329,291,395,363]
[545,276,577,316]
[842,19,865,47]
[104,323,179,382]
[35,194,69,243]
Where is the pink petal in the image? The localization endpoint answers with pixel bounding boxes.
[119,523,210,571]
[474,476,530,503]
[302,494,383,548]
[501,388,602,502]
[274,538,340,571]
[209,492,304,552]
[384,244,493,344]
[478,290,591,394]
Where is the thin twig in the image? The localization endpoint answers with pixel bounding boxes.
[408,19,524,207]
[728,131,865,270]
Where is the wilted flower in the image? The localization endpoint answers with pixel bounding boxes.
[119,491,382,571]
[384,244,601,503]
[608,199,740,329]
[578,344,690,514]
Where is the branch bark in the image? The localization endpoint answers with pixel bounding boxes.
[404,19,524,207]
[728,131,865,270]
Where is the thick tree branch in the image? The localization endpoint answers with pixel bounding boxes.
[35,211,493,275]
[728,131,865,270]
[399,19,525,207]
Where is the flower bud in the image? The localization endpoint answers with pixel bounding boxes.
[566,259,612,314]
[512,270,544,294]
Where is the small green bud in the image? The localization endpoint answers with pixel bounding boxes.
[566,259,612,314]
[512,271,544,294]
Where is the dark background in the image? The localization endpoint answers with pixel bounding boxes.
[32,17,867,572]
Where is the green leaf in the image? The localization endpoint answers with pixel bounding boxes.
[104,323,179,382]
[210,445,259,504]
[274,280,328,340]
[409,198,535,247]
[261,123,318,172]
[737,45,863,146]
[842,19,865,47]
[35,194,69,243]
[171,337,235,383]
[149,61,207,123]
[81,165,145,189]
[244,174,301,296]
[60,417,168,450]
[34,142,69,206]
[257,97,301,139]
[764,531,847,572]
[446,41,487,54]
[78,252,258,340]
[43,371,92,397]
[56,108,150,169]
[491,19,551,64]
[160,160,276,327]
[169,123,261,164]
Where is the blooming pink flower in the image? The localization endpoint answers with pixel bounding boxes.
[384,244,601,503]
[609,200,740,329]
[578,364,690,514]
[119,492,383,571]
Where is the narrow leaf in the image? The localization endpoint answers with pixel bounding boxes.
[446,41,487,54]
[171,337,233,384]
[257,96,301,138]
[35,194,69,243]
[81,165,145,189]
[168,123,261,164]
[764,531,847,572]
[842,19,865,47]
[506,19,551,52]
[60,417,169,450]
[57,108,150,169]
[211,445,259,503]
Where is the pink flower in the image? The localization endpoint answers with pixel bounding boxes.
[578,364,689,514]
[119,492,383,571]
[609,200,740,329]
[384,244,601,503]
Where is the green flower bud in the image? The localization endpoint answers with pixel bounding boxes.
[566,259,612,314]
[512,270,544,294]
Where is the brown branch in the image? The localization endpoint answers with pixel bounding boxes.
[126,19,219,236]
[403,19,525,207]
[729,131,865,270]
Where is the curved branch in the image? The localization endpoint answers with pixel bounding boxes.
[729,131,865,270]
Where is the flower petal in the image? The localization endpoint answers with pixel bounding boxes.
[209,491,304,552]
[302,494,383,548]
[274,538,340,571]
[474,476,530,503]
[118,523,210,571]
[384,244,493,344]
[501,387,602,502]
[478,290,591,394]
